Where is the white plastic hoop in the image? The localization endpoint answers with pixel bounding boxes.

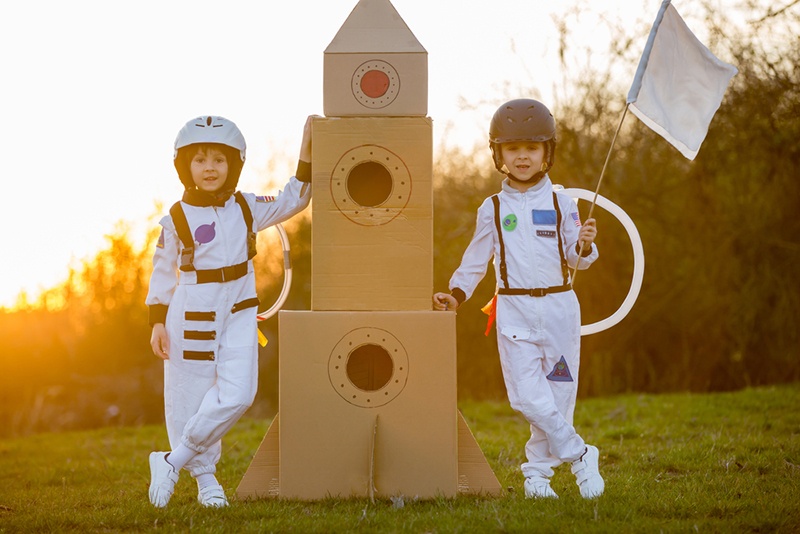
[562,188,645,336]
[256,223,292,322]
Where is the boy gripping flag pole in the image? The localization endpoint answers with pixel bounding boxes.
[571,0,738,283]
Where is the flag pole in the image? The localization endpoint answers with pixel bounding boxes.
[571,102,630,287]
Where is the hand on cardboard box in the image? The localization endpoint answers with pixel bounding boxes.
[299,115,320,163]
[432,292,458,311]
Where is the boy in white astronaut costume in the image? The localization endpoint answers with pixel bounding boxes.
[433,99,604,499]
[145,115,312,507]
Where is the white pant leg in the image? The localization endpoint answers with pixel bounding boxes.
[181,306,259,477]
[164,283,259,477]
[496,292,585,479]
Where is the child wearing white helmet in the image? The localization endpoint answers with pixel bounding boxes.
[433,99,604,499]
[145,115,313,508]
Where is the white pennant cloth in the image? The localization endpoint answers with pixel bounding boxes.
[627,0,738,160]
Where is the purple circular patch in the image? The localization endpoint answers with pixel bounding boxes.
[195,222,216,245]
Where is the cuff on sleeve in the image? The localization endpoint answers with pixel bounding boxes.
[149,304,169,326]
[451,288,467,306]
[576,243,593,257]
[296,160,312,183]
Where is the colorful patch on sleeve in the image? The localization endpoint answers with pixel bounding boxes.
[571,212,582,227]
[546,355,574,382]
[532,209,557,225]
[156,228,165,249]
[502,214,518,231]
[256,195,276,203]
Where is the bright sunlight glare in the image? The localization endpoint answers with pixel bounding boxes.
[0,0,749,308]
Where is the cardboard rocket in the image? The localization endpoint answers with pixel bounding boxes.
[237,0,501,500]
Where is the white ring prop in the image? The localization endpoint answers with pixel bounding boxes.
[562,188,645,336]
[256,223,292,322]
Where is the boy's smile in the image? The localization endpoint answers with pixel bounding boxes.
[500,141,546,188]
[190,148,229,193]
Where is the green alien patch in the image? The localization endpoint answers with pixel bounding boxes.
[502,214,518,231]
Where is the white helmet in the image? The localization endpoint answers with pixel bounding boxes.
[174,115,246,161]
[173,115,247,191]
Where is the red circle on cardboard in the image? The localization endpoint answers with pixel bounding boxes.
[360,70,390,98]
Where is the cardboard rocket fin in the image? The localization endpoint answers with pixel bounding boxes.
[236,414,280,500]
[457,411,503,495]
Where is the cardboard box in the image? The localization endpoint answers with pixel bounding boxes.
[277,310,458,499]
[324,0,427,116]
[311,117,433,311]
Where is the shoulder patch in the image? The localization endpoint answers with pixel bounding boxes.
[571,212,582,227]
[256,195,276,203]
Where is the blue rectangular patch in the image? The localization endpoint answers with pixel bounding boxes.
[532,209,557,225]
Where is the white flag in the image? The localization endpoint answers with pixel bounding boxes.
[627,0,738,160]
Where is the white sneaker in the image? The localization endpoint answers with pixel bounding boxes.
[149,452,179,508]
[571,445,605,499]
[524,476,559,499]
[198,484,228,507]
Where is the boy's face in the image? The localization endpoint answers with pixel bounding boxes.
[190,147,229,193]
[500,141,546,184]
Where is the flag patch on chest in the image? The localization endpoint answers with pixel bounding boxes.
[532,209,557,225]
[546,356,574,382]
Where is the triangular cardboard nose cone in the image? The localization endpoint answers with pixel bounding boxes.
[325,0,426,52]
[324,0,427,116]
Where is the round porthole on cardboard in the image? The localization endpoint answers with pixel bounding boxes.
[330,144,412,226]
[328,327,409,408]
[351,59,399,109]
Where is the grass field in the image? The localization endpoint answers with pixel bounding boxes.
[1,384,799,533]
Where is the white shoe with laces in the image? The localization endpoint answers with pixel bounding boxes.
[524,476,559,499]
[198,483,229,507]
[571,445,605,499]
[149,452,179,508]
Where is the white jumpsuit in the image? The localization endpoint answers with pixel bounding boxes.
[146,177,310,477]
[448,176,598,479]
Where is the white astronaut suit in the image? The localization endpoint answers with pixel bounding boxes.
[146,179,310,477]
[448,175,598,480]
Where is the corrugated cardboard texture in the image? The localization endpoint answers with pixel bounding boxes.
[456,412,503,495]
[311,117,433,311]
[236,415,280,499]
[324,0,426,116]
[278,310,458,499]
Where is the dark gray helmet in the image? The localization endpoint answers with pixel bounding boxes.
[489,99,557,176]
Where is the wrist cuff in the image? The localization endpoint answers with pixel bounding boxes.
[451,288,467,305]
[149,304,168,326]
[296,160,312,183]
[576,243,593,257]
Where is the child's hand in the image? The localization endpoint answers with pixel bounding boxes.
[579,218,597,248]
[299,115,319,162]
[433,292,458,311]
[150,324,170,360]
